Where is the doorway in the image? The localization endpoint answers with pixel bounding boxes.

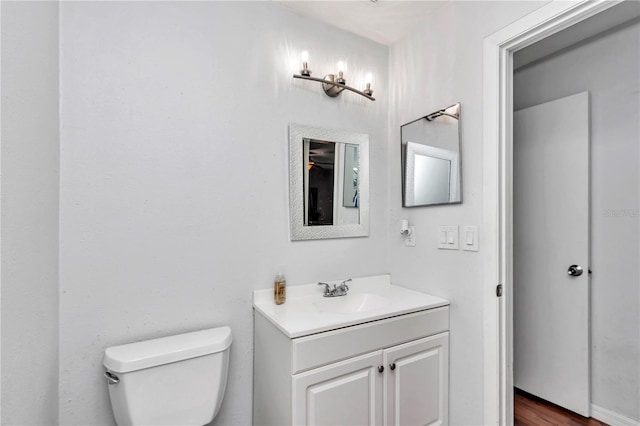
[511,9,639,423]
[482,1,640,425]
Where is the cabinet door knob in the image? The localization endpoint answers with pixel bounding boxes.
[389,363,396,371]
[377,365,384,373]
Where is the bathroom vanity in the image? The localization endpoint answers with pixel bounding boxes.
[253,275,450,425]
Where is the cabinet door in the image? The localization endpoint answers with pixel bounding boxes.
[292,351,383,426]
[384,332,449,426]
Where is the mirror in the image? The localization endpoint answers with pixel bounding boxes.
[289,123,369,240]
[401,103,461,207]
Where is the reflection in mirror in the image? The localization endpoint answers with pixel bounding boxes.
[342,144,359,209]
[290,124,369,240]
[401,103,461,207]
[304,139,360,226]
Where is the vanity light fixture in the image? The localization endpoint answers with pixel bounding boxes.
[293,51,376,101]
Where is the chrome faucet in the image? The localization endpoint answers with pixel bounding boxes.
[318,279,352,297]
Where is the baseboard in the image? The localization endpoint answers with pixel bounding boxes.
[591,404,640,426]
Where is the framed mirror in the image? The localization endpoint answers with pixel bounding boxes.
[289,123,369,240]
[401,103,461,207]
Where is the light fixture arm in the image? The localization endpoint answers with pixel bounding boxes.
[293,73,376,101]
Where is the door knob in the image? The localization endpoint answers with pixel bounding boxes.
[377,365,384,373]
[567,265,583,277]
[389,363,396,371]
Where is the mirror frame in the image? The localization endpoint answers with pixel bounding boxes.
[289,123,369,241]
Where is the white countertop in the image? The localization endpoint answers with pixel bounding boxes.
[253,274,449,338]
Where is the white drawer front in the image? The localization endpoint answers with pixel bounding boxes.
[291,306,449,374]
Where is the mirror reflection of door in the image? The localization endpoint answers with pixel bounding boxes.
[405,142,459,205]
[303,139,360,227]
[414,154,451,204]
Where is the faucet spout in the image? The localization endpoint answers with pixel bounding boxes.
[318,279,351,297]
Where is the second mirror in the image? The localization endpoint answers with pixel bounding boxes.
[401,103,462,207]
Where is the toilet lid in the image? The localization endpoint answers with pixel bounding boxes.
[103,326,232,373]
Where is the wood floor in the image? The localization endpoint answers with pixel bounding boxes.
[514,389,608,426]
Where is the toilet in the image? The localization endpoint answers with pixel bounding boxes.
[103,326,232,426]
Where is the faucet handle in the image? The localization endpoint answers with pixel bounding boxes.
[339,278,352,291]
[318,282,331,295]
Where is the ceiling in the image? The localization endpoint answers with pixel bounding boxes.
[274,0,449,46]
[275,1,640,60]
[515,1,640,70]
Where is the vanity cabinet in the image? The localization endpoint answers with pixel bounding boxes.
[253,305,449,426]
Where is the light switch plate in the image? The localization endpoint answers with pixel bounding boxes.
[462,226,479,252]
[404,226,416,247]
[437,226,459,250]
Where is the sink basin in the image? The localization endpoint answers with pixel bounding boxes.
[313,293,390,314]
[253,274,450,338]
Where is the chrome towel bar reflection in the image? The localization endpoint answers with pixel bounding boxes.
[426,108,460,121]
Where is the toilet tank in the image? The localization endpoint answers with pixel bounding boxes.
[103,326,232,426]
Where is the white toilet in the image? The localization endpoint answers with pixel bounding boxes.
[103,326,232,426]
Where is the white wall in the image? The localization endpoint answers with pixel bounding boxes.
[11,2,633,424]
[387,2,548,424]
[0,1,60,424]
[514,20,640,421]
[58,2,389,424]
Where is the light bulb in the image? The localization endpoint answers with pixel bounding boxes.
[336,61,346,84]
[365,72,373,85]
[300,50,311,77]
[363,72,374,97]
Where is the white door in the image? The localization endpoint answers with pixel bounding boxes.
[513,92,590,416]
[292,351,383,426]
[384,332,449,426]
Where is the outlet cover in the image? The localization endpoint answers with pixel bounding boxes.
[404,226,416,247]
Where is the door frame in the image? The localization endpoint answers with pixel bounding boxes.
[481,1,621,424]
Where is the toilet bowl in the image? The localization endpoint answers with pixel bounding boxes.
[103,326,232,426]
